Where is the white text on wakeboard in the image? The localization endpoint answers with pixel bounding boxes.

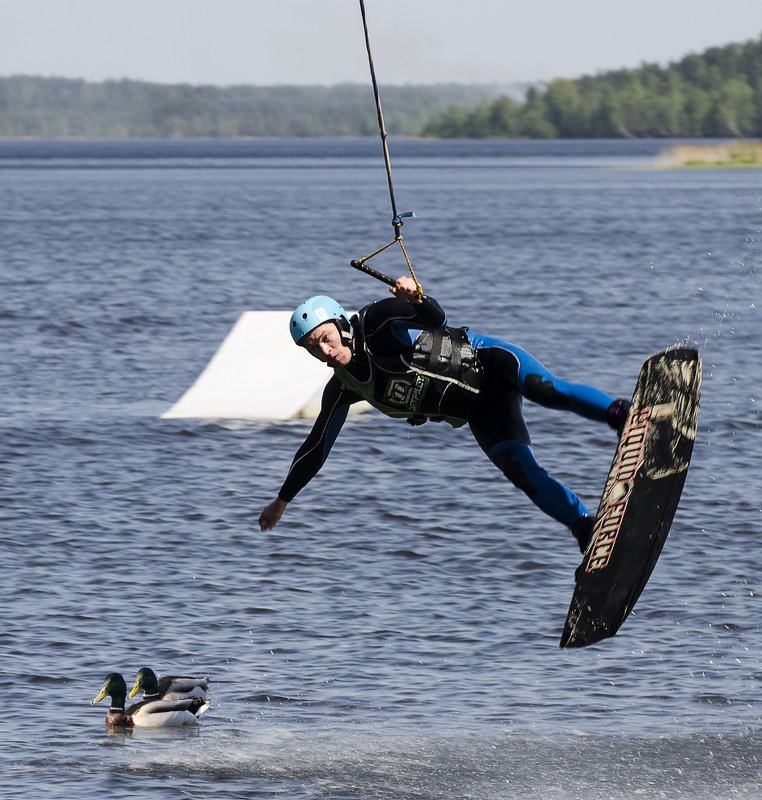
[586,406,651,572]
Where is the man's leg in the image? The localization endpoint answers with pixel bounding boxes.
[469,398,592,547]
[470,332,625,427]
[486,440,590,529]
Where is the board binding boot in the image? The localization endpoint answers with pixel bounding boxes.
[606,398,631,436]
[571,515,595,554]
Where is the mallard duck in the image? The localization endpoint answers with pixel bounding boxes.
[128,666,209,701]
[91,672,210,728]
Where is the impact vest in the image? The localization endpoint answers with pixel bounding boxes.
[334,310,483,428]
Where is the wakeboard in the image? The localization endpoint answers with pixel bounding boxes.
[560,346,702,648]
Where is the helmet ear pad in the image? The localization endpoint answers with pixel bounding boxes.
[335,317,354,348]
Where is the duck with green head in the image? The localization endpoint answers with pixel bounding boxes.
[128,666,209,703]
[91,672,210,728]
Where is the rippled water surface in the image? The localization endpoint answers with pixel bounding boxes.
[1,138,761,799]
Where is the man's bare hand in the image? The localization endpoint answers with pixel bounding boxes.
[259,498,288,531]
[389,276,422,304]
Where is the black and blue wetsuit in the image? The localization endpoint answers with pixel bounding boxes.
[278,294,617,534]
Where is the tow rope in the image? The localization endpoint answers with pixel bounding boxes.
[350,0,424,299]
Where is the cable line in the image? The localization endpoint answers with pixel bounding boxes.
[350,0,423,298]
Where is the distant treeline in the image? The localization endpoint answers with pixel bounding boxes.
[2,35,760,140]
[0,77,518,138]
[423,36,762,138]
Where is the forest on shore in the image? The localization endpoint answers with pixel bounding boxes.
[424,36,762,138]
[0,35,759,139]
[0,79,513,138]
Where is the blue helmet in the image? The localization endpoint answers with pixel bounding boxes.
[289,295,351,345]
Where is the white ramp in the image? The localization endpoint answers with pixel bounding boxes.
[161,311,349,421]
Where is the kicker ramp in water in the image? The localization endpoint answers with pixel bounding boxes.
[161,310,361,421]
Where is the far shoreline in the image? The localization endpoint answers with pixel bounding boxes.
[1,136,761,169]
[659,140,762,168]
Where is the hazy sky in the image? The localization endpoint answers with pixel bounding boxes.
[1,0,760,86]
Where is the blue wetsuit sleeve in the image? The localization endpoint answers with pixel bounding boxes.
[278,374,359,503]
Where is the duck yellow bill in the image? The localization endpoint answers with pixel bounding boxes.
[127,679,141,699]
[91,687,109,705]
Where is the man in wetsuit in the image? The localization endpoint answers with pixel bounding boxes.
[258,276,630,552]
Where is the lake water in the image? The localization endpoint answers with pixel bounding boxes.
[1,137,760,799]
